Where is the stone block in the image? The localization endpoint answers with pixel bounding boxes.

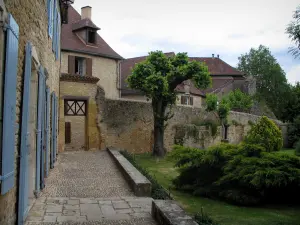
[107,148,152,197]
[45,205,63,213]
[152,200,199,225]
[100,205,116,216]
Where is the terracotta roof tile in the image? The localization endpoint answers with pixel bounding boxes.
[120,53,245,96]
[61,6,123,60]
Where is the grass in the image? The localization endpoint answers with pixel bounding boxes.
[279,148,296,155]
[134,153,300,225]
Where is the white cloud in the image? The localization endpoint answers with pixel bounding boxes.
[286,65,300,84]
[72,0,300,83]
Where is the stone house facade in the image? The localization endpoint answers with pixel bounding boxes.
[0,0,73,224]
[120,53,254,108]
[58,6,123,152]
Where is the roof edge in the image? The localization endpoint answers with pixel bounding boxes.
[62,48,124,60]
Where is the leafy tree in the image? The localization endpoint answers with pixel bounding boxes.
[286,5,300,58]
[226,89,253,112]
[127,51,211,157]
[237,45,290,119]
[281,82,300,122]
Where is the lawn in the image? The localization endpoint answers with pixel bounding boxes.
[134,153,300,225]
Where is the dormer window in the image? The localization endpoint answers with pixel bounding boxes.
[87,29,96,44]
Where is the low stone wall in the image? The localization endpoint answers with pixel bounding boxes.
[96,94,288,153]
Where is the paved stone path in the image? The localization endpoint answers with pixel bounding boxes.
[41,151,134,198]
[26,151,157,225]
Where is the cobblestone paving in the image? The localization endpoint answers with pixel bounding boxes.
[26,197,156,224]
[41,151,134,198]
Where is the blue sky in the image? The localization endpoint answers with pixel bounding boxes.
[73,0,300,84]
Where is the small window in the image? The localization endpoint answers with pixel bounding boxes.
[87,30,96,44]
[75,57,86,75]
[181,96,193,106]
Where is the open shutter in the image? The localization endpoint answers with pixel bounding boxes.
[54,95,58,162]
[45,88,50,177]
[18,42,32,224]
[50,92,55,169]
[180,96,184,104]
[55,10,61,60]
[68,55,75,74]
[1,14,19,195]
[35,66,45,194]
[47,0,53,38]
[65,122,71,144]
[52,0,57,53]
[86,58,92,76]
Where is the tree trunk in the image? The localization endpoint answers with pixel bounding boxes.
[152,100,166,157]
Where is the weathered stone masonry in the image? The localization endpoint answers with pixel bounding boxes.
[0,0,60,224]
[96,97,288,153]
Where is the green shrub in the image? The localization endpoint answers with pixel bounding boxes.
[171,143,300,206]
[244,116,283,152]
[120,151,172,200]
[295,141,300,156]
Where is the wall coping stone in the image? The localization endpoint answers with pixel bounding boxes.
[152,200,199,225]
[107,148,152,197]
[60,73,100,84]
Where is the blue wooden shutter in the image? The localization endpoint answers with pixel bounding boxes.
[52,0,57,54]
[55,11,61,60]
[18,42,32,224]
[45,88,50,177]
[47,0,53,38]
[40,76,46,190]
[54,95,58,161]
[1,14,19,195]
[50,92,55,169]
[35,66,45,194]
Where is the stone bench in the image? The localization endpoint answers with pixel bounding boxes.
[152,200,199,225]
[107,148,152,197]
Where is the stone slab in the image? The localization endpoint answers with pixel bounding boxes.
[107,148,152,197]
[152,200,199,225]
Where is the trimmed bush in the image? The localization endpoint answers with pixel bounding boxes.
[244,116,283,152]
[170,143,300,206]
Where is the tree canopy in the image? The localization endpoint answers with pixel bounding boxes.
[286,5,300,58]
[237,45,290,119]
[127,51,211,156]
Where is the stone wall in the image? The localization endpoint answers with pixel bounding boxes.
[0,0,61,224]
[61,51,120,99]
[96,97,288,153]
[65,116,86,151]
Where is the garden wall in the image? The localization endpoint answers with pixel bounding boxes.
[96,89,288,153]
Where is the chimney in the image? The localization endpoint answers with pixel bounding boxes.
[217,54,219,58]
[81,6,92,20]
[212,54,214,58]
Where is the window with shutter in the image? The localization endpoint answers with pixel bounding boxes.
[55,11,61,60]
[65,122,71,144]
[47,0,54,38]
[1,14,19,195]
[190,97,194,105]
[52,1,57,54]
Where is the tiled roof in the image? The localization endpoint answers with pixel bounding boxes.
[61,6,123,60]
[72,18,100,31]
[120,52,245,96]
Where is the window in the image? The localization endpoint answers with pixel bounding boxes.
[75,57,86,75]
[64,100,86,116]
[181,96,193,106]
[87,30,96,44]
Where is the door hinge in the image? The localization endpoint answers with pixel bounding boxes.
[0,171,14,181]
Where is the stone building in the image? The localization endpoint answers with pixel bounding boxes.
[0,0,73,224]
[120,53,250,107]
[58,6,123,152]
